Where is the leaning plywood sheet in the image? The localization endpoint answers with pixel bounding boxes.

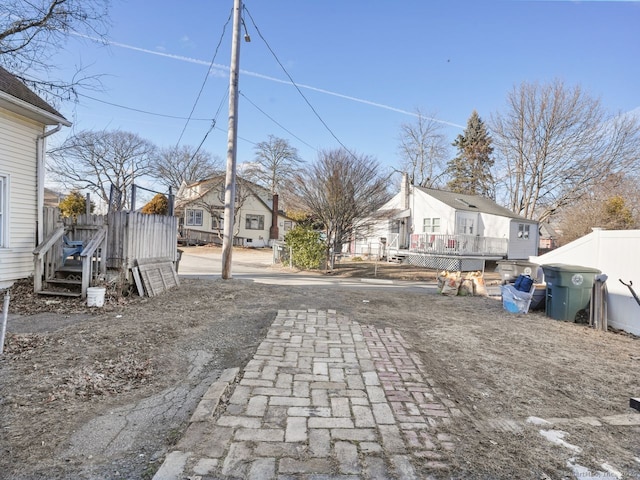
[136,258,179,297]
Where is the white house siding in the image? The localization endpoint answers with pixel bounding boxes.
[412,190,455,234]
[236,195,272,247]
[0,109,42,288]
[478,212,510,239]
[531,229,640,335]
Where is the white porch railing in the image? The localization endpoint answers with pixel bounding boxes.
[409,233,508,257]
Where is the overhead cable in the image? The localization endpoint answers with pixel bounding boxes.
[176,7,233,147]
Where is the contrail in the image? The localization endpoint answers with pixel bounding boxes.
[74,33,464,129]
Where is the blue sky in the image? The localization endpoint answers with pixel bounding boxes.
[51,0,640,189]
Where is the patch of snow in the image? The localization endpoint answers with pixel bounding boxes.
[526,416,552,426]
[539,429,582,453]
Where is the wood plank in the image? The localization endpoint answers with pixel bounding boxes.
[37,290,82,298]
[131,266,145,297]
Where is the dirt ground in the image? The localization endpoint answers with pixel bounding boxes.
[1,248,639,479]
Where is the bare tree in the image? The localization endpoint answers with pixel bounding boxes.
[397,109,449,187]
[491,80,640,222]
[0,0,110,101]
[48,129,156,209]
[555,173,640,245]
[152,145,222,191]
[291,148,391,266]
[244,135,303,193]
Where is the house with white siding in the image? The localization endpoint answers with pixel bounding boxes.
[356,174,539,270]
[0,67,70,289]
[176,174,294,247]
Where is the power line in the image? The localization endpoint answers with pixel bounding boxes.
[240,92,317,151]
[77,93,214,121]
[243,6,357,158]
[176,7,233,147]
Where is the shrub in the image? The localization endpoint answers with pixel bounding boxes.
[284,225,325,270]
[141,194,169,215]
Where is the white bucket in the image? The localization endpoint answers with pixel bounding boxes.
[87,287,106,307]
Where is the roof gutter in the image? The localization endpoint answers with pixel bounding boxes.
[0,91,71,126]
[36,123,65,244]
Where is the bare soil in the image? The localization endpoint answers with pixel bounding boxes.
[1,249,638,479]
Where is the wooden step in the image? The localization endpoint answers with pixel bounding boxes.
[57,265,82,274]
[46,278,82,287]
[37,290,82,298]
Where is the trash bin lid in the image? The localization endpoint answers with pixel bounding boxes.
[541,263,601,273]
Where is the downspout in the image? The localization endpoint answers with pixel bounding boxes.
[36,124,63,244]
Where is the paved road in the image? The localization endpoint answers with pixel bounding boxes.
[178,248,440,294]
[154,309,458,479]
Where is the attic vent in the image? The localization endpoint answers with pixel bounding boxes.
[456,198,476,208]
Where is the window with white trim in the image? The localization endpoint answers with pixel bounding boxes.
[186,209,203,226]
[518,223,530,239]
[423,217,441,233]
[245,214,265,230]
[211,212,224,230]
[0,175,7,248]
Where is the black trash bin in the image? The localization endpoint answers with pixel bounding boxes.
[541,264,601,322]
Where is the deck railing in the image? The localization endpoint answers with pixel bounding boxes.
[409,233,508,257]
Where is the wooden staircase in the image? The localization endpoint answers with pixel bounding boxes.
[38,259,83,297]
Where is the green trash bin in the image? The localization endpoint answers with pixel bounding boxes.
[541,264,601,322]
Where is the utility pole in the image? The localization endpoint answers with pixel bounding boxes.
[221,0,243,279]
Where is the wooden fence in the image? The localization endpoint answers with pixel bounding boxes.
[42,207,178,273]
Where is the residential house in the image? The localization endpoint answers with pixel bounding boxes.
[356,175,539,269]
[0,67,70,289]
[176,174,294,247]
[538,222,559,252]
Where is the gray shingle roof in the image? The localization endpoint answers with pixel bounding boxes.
[416,186,534,222]
[0,66,67,120]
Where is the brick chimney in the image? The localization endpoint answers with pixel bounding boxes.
[269,193,279,240]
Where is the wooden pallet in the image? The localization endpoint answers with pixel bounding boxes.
[133,257,179,297]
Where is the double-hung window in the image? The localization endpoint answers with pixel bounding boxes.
[245,214,264,230]
[423,217,441,233]
[186,209,203,226]
[518,223,530,239]
[211,212,224,230]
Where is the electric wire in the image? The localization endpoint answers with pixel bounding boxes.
[240,91,317,151]
[77,93,214,121]
[175,7,233,147]
[186,89,230,164]
[243,6,357,158]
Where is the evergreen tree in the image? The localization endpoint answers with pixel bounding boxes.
[446,110,495,197]
[59,191,95,218]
